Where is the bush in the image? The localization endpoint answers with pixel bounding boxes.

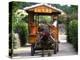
[14,22,28,46]
[68,20,78,52]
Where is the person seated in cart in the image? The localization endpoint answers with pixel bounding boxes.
[38,21,50,43]
[49,15,60,43]
[38,21,54,49]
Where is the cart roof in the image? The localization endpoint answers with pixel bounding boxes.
[23,3,64,15]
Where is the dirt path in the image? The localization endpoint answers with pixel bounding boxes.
[12,34,77,59]
[13,42,77,58]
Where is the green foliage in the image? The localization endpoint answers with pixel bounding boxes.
[38,16,52,24]
[13,21,28,46]
[55,4,78,24]
[68,20,78,52]
[10,2,29,47]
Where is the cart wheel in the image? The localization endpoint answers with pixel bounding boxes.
[31,44,35,56]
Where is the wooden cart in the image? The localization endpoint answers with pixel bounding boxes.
[24,4,63,56]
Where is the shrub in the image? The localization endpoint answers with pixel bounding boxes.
[14,22,28,46]
[68,20,78,52]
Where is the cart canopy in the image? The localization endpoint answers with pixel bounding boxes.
[23,3,64,15]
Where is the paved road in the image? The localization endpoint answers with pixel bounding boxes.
[12,34,77,59]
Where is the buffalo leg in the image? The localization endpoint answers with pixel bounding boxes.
[31,44,35,56]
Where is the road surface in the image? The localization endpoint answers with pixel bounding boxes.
[13,35,77,59]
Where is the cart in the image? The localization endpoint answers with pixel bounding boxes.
[23,3,63,56]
